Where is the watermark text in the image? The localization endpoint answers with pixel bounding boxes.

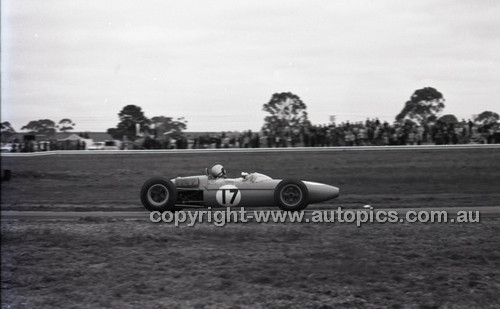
[149,207,481,227]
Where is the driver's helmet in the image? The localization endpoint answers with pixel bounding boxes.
[210,164,226,178]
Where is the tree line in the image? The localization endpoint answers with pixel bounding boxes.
[261,87,498,144]
[1,118,75,142]
[105,105,187,142]
[1,87,498,144]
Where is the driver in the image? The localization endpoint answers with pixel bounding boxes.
[210,164,226,179]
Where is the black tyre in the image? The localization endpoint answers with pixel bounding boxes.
[140,177,178,212]
[274,179,309,211]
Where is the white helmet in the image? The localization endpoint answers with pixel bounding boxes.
[210,164,226,178]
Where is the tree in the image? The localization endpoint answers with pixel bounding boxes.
[437,114,458,124]
[396,87,445,125]
[262,92,310,140]
[1,121,16,142]
[150,116,187,139]
[107,105,150,140]
[57,118,75,132]
[473,111,499,125]
[21,119,56,136]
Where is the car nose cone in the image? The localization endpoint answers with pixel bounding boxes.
[325,185,340,199]
[304,181,340,203]
[330,185,340,199]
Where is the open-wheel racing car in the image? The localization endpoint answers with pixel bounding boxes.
[140,164,339,212]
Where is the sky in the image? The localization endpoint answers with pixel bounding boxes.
[1,0,499,132]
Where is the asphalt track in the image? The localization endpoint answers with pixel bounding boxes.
[2,206,499,221]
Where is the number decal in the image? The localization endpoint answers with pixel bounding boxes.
[216,185,241,206]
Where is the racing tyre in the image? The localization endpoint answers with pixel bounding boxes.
[140,177,178,212]
[274,179,309,211]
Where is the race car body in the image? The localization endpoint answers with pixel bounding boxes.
[140,170,339,212]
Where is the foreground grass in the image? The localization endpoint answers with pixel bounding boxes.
[2,218,500,308]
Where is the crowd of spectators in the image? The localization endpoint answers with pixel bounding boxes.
[186,118,499,149]
[2,118,498,152]
[1,139,88,152]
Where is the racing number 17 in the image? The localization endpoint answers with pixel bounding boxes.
[221,189,239,205]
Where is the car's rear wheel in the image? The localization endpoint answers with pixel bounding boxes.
[274,179,309,211]
[140,177,177,212]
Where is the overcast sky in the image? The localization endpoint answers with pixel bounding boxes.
[2,0,499,132]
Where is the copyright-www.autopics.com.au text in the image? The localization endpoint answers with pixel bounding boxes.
[149,207,481,227]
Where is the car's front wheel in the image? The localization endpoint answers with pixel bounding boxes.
[274,179,309,211]
[140,177,177,212]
